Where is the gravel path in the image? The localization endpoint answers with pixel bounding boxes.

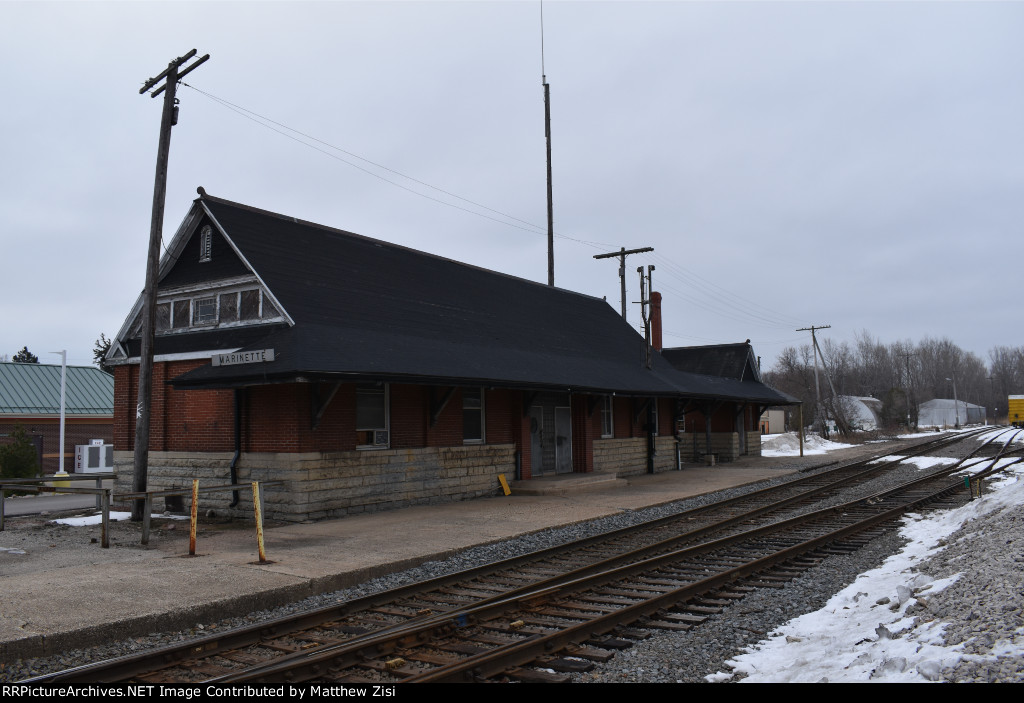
[3,434,1019,683]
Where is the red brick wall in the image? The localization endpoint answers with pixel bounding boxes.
[614,396,637,438]
[114,360,233,452]
[680,402,748,433]
[570,395,599,473]
[245,383,311,453]
[0,418,113,475]
[483,389,517,445]
[424,387,462,447]
[115,370,532,456]
[113,364,134,450]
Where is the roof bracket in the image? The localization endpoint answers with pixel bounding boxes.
[633,397,652,424]
[311,382,342,431]
[675,399,696,420]
[430,386,457,427]
[522,391,539,417]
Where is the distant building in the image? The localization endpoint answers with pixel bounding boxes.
[838,396,883,431]
[918,399,985,427]
[759,408,786,434]
[0,361,114,474]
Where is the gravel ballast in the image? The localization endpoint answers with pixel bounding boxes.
[2,435,1020,683]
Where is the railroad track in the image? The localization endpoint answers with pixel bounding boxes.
[24,427,1017,683]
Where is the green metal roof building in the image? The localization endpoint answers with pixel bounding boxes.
[0,362,114,474]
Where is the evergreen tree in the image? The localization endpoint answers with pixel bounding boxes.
[93,333,112,373]
[12,347,39,363]
[1,425,40,494]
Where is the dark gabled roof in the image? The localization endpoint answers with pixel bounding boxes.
[0,362,114,416]
[660,343,799,406]
[156,193,796,404]
[661,343,759,381]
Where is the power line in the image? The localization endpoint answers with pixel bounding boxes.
[182,84,820,337]
[182,83,613,252]
[644,251,805,328]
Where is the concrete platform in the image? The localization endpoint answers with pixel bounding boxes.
[0,449,874,662]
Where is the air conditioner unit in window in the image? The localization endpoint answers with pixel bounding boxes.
[373,430,389,446]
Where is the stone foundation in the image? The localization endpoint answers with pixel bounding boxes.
[679,430,760,461]
[678,432,741,462]
[593,436,679,476]
[113,443,516,522]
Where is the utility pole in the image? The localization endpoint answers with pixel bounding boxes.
[133,50,209,521]
[797,324,831,436]
[636,265,655,369]
[902,351,917,429]
[593,246,654,320]
[539,2,555,286]
[543,74,554,286]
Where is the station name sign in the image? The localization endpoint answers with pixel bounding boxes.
[212,349,275,367]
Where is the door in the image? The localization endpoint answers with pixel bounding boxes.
[555,406,572,474]
[530,407,544,476]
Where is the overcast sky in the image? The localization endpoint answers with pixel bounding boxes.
[2,1,1021,372]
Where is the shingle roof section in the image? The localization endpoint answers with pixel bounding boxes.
[0,362,114,416]
[163,195,797,405]
[661,343,757,380]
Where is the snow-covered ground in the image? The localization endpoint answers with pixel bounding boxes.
[50,511,189,526]
[761,431,853,456]
[713,433,1024,683]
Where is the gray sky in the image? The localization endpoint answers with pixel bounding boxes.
[2,1,1021,371]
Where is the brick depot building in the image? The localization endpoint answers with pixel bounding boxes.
[108,192,795,521]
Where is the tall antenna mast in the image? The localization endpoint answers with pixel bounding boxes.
[541,1,554,286]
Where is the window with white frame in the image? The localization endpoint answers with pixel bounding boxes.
[356,383,389,448]
[192,297,217,325]
[463,388,485,443]
[601,395,614,438]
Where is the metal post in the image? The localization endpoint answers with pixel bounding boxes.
[189,479,198,556]
[253,481,267,563]
[52,351,68,480]
[799,404,805,457]
[101,489,110,549]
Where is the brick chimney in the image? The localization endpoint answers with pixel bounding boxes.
[651,291,663,352]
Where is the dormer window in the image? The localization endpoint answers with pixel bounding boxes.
[153,286,283,334]
[199,225,212,262]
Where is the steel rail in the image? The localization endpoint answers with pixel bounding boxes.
[21,428,994,684]
[213,448,999,683]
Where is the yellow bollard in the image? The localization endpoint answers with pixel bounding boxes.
[189,479,198,556]
[252,481,267,563]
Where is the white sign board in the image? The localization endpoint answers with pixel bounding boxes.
[212,349,276,367]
